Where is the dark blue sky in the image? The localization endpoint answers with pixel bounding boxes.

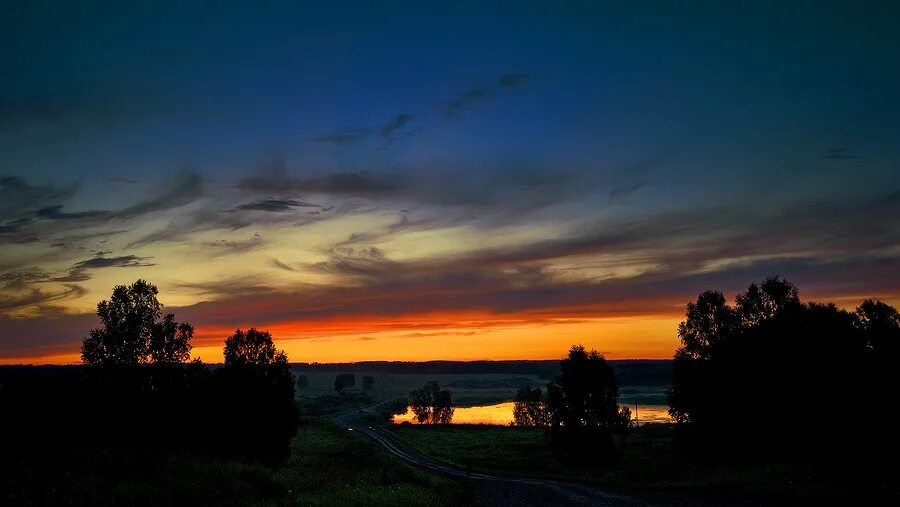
[2,1,899,362]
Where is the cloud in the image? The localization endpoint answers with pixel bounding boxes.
[36,205,109,220]
[270,258,298,272]
[115,171,203,218]
[442,86,492,119]
[103,175,140,184]
[0,283,87,314]
[312,113,417,147]
[54,255,155,282]
[441,73,528,119]
[202,235,264,257]
[237,170,406,196]
[0,175,80,222]
[380,113,414,139]
[498,74,528,87]
[821,147,860,160]
[312,128,371,145]
[232,198,321,212]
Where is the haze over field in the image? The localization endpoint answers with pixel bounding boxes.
[2,1,899,364]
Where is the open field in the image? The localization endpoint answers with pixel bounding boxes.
[291,365,668,408]
[388,423,898,506]
[1,419,468,507]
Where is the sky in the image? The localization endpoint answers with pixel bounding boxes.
[2,1,899,364]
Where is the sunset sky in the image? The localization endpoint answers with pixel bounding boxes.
[2,1,899,364]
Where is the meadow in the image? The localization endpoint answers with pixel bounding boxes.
[1,418,468,507]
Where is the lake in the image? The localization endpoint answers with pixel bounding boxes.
[392,401,672,425]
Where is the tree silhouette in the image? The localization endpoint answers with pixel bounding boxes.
[81,279,193,366]
[545,345,627,460]
[223,328,286,366]
[855,298,900,354]
[668,276,900,463]
[409,381,454,424]
[512,385,549,427]
[734,275,800,328]
[296,374,309,389]
[674,291,737,361]
[334,373,355,392]
[214,328,298,459]
[362,375,375,390]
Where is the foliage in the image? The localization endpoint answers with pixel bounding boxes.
[512,385,549,427]
[334,373,355,392]
[224,328,287,366]
[296,373,309,389]
[81,279,193,366]
[544,345,629,461]
[668,276,900,463]
[213,328,298,459]
[409,381,454,424]
[362,375,375,390]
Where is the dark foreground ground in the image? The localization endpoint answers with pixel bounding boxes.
[1,419,469,507]
[4,417,898,506]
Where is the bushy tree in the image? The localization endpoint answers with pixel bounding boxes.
[512,385,549,427]
[81,279,193,366]
[409,381,454,424]
[223,328,286,366]
[362,375,375,390]
[296,374,309,389]
[545,345,628,461]
[668,276,900,463]
[213,328,298,459]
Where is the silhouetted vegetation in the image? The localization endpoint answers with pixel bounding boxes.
[81,279,193,366]
[210,328,299,459]
[296,373,309,389]
[409,381,454,424]
[545,345,631,462]
[334,372,356,391]
[1,281,299,465]
[512,385,550,427]
[363,374,375,390]
[668,276,900,470]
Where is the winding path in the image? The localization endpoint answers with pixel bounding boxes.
[334,407,657,507]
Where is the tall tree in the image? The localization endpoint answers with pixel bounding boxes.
[545,345,626,461]
[215,328,297,459]
[223,328,286,366]
[81,279,192,366]
[675,291,737,360]
[409,381,454,424]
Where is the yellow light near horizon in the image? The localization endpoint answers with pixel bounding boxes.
[188,315,681,363]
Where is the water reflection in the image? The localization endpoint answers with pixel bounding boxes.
[392,401,672,425]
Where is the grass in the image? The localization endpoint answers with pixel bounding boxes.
[389,423,898,505]
[1,419,469,507]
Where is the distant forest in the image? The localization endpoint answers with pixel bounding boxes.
[1,359,672,387]
[293,359,672,386]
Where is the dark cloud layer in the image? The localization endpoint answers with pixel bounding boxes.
[237,171,406,196]
[233,198,320,212]
[55,255,154,282]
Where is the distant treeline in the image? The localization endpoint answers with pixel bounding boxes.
[289,359,672,386]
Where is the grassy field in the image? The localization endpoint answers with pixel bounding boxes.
[1,419,469,507]
[388,423,897,506]
[292,369,667,409]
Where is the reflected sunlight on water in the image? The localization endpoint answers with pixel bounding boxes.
[391,401,672,425]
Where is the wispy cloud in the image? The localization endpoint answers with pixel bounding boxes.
[441,73,528,120]
[54,255,155,282]
[232,198,321,212]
